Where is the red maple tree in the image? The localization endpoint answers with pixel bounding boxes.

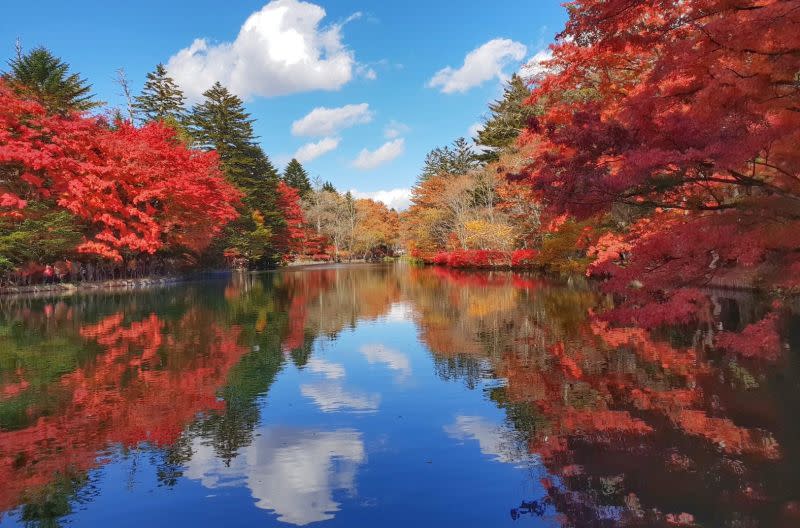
[0,81,241,261]
[518,0,800,349]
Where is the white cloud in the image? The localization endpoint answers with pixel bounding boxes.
[306,357,345,379]
[428,38,527,94]
[185,427,364,526]
[349,188,411,210]
[351,139,405,170]
[166,0,358,101]
[294,136,340,162]
[300,382,380,412]
[519,48,553,80]
[291,103,373,137]
[383,120,410,139]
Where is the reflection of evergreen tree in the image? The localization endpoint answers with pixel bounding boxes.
[290,334,315,368]
[18,471,91,528]
[202,344,285,464]
[432,355,485,390]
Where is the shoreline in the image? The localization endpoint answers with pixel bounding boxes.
[0,262,390,298]
[0,275,204,298]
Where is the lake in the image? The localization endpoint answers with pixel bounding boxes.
[1,263,798,527]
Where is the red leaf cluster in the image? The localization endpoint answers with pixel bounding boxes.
[0,81,241,261]
[517,0,800,347]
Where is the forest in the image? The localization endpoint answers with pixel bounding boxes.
[1,1,798,352]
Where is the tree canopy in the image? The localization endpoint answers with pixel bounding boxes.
[134,63,186,124]
[4,47,100,113]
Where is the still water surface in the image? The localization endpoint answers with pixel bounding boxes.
[0,264,798,527]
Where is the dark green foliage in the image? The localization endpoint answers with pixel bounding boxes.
[189,82,281,266]
[321,181,337,193]
[0,203,83,267]
[419,137,479,182]
[282,158,312,198]
[133,63,186,124]
[474,74,537,162]
[4,47,99,113]
[189,82,280,210]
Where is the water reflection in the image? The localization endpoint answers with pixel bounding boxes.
[0,264,798,527]
[185,427,365,526]
[359,344,411,381]
[300,382,380,413]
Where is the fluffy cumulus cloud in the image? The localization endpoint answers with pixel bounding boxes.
[519,48,554,80]
[351,139,405,170]
[291,103,373,137]
[428,38,527,94]
[166,0,358,100]
[293,136,340,162]
[349,188,412,211]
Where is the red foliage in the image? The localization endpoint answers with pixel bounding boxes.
[273,181,306,263]
[518,0,800,335]
[0,81,241,261]
[511,249,538,267]
[716,313,782,360]
[431,250,509,268]
[431,249,540,269]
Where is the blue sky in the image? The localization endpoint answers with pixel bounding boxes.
[2,0,567,209]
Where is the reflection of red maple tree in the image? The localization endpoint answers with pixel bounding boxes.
[409,265,791,524]
[0,311,248,512]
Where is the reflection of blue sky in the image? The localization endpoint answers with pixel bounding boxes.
[185,427,365,526]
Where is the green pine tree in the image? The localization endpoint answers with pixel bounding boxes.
[133,63,187,124]
[282,159,312,198]
[4,47,100,113]
[189,82,281,267]
[474,74,537,162]
[418,137,478,182]
[449,137,479,174]
[189,82,280,212]
[321,181,337,193]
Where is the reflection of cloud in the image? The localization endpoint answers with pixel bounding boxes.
[384,301,414,322]
[360,343,411,380]
[306,357,345,379]
[185,427,365,526]
[301,382,380,412]
[444,415,527,464]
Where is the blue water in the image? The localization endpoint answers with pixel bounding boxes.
[1,264,797,527]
